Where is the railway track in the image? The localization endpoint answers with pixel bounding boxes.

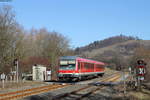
[0,84,69,100]
[0,72,122,100]
[52,72,121,100]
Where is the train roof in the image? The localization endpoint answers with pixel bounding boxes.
[60,56,105,65]
[60,56,77,60]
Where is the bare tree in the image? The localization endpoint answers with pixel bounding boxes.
[19,28,71,80]
[34,29,70,80]
[0,5,17,73]
[0,5,73,79]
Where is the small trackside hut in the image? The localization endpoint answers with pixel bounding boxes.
[32,65,51,81]
[58,56,105,81]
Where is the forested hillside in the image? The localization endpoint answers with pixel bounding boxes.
[75,35,150,72]
[75,35,140,54]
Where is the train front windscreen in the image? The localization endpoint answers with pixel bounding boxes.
[59,60,76,70]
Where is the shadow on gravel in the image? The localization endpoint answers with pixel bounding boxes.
[85,94,129,100]
[84,94,130,100]
[83,86,130,100]
[24,93,54,100]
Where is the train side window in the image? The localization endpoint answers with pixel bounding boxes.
[78,62,80,69]
[96,64,101,68]
[85,63,89,69]
[91,64,94,69]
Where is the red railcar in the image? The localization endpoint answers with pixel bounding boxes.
[58,56,105,81]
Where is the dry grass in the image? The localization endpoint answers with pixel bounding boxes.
[0,81,45,91]
[129,89,150,100]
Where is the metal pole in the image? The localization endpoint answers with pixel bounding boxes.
[123,68,126,94]
[2,79,4,88]
[16,60,19,83]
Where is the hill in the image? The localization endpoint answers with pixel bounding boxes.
[75,35,140,54]
[75,35,150,69]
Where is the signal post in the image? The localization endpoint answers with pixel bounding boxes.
[135,59,146,91]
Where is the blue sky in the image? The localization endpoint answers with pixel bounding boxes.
[0,0,150,48]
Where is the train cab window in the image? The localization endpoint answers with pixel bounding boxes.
[60,60,76,70]
[60,64,75,70]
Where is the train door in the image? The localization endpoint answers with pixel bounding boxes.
[81,62,85,72]
[78,62,81,72]
[78,62,84,73]
[94,64,96,72]
[78,62,83,72]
